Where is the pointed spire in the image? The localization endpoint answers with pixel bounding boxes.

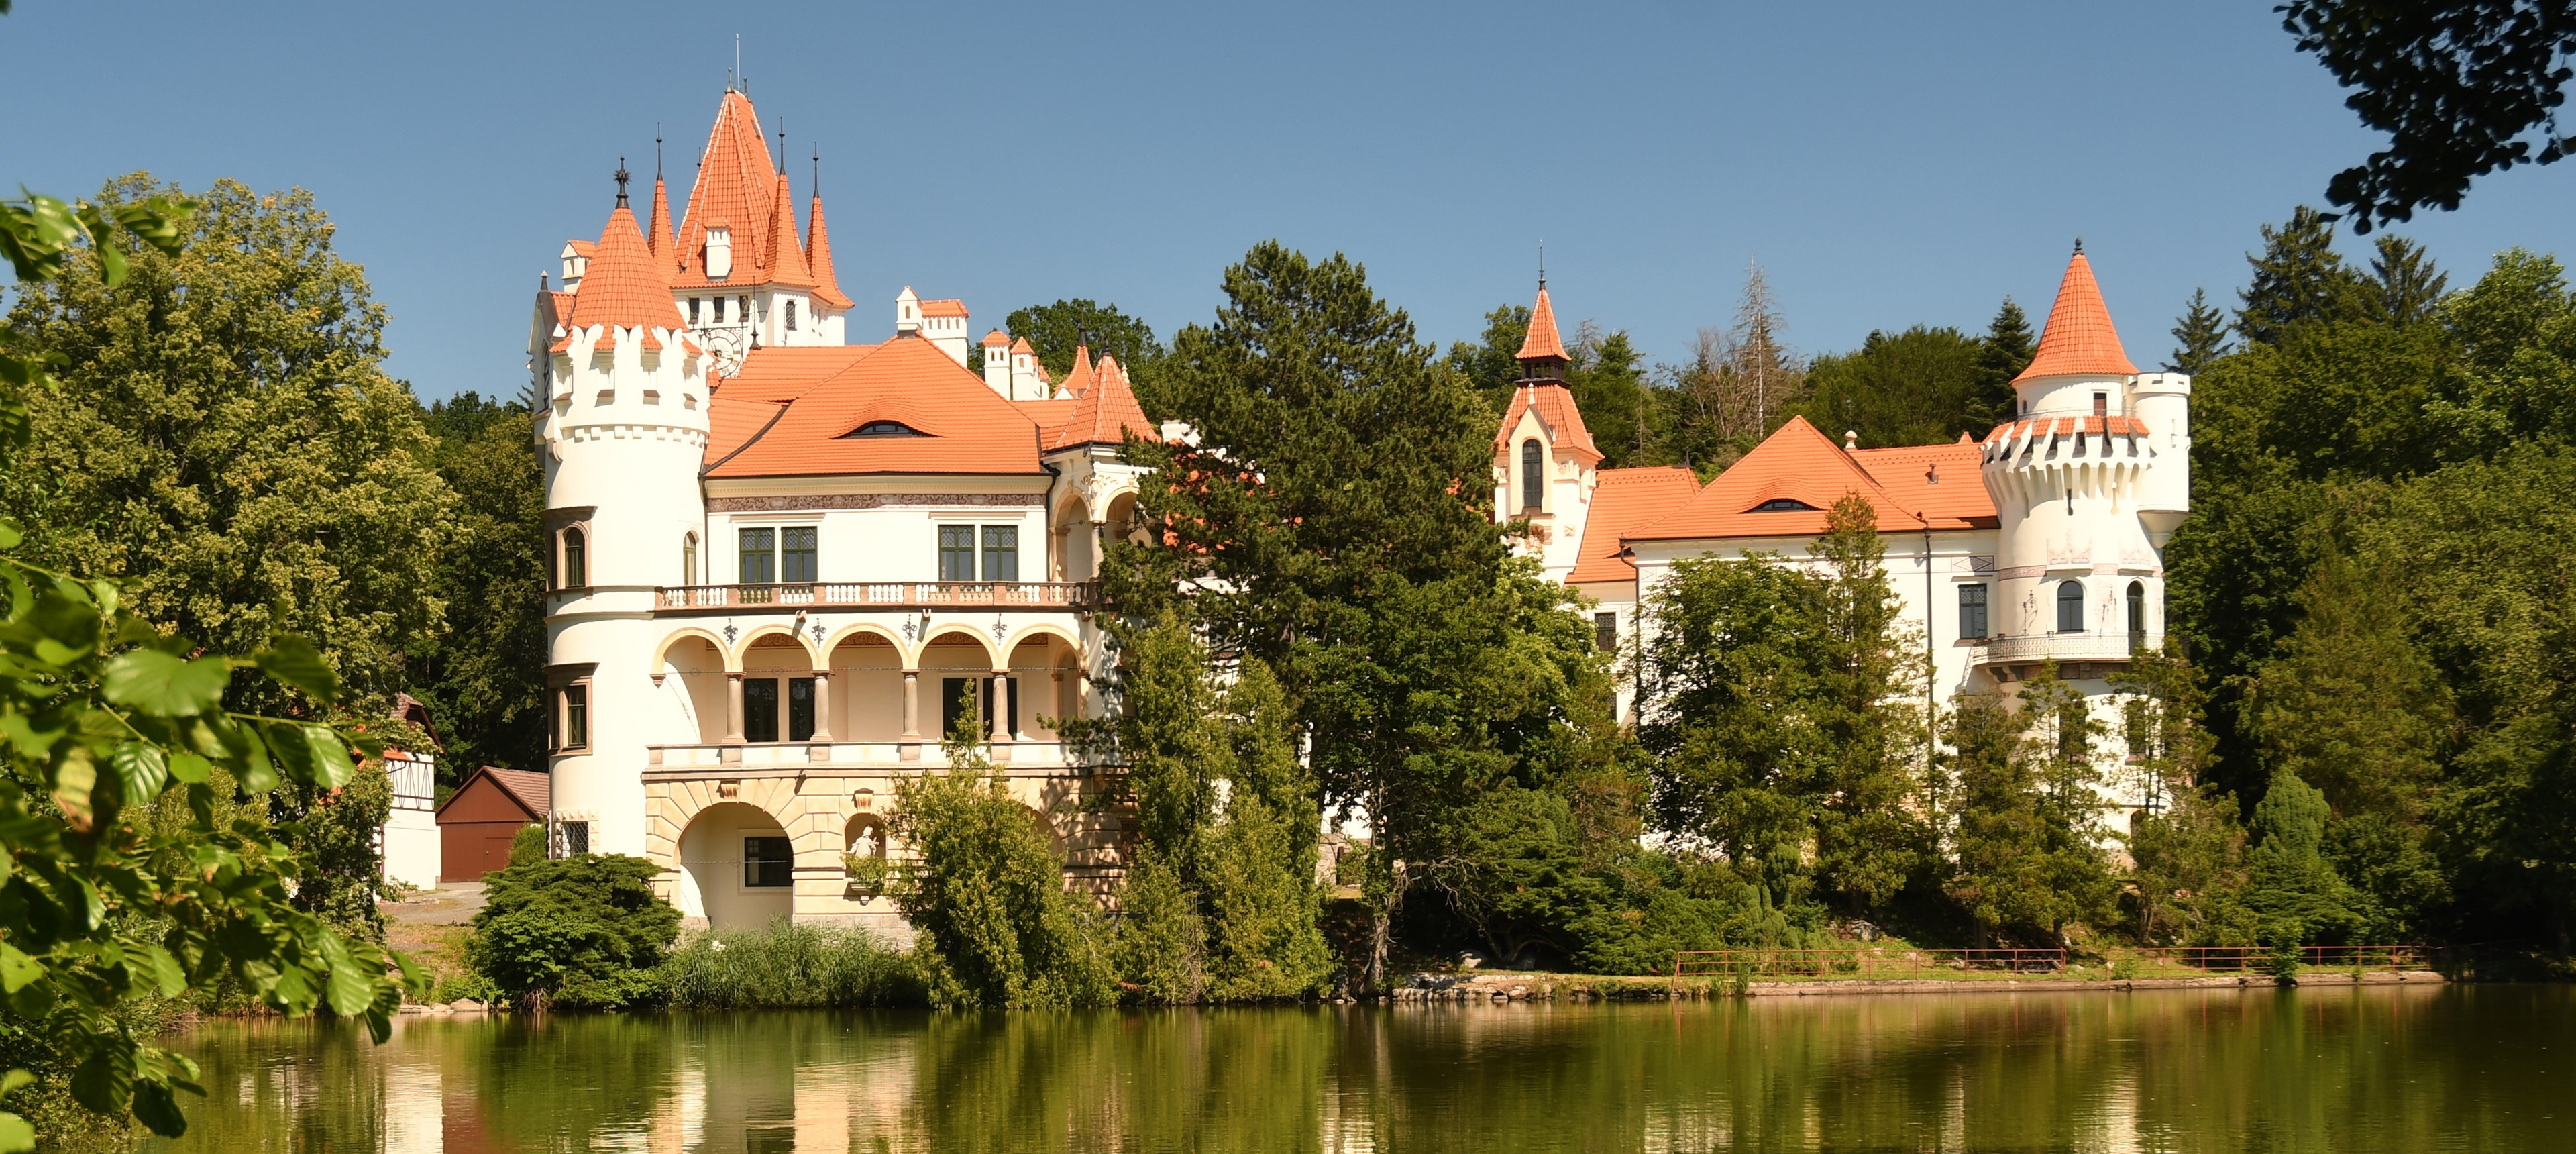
[806,188,851,309]
[1059,345,1097,397]
[1051,353,1160,450]
[566,204,686,332]
[674,89,778,287]
[2015,244,2139,382]
[765,171,814,288]
[1516,280,1568,372]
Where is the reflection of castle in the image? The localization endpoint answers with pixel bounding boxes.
[1491,252,2191,817]
[532,87,1150,931]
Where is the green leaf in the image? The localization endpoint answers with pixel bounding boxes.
[109,742,168,803]
[302,725,354,788]
[101,651,232,716]
[129,1079,184,1138]
[166,751,210,785]
[0,946,41,994]
[0,519,19,550]
[1,1070,32,1098]
[67,1044,131,1114]
[0,1112,30,1154]
[323,955,374,1017]
[251,636,337,704]
[141,945,184,998]
[78,206,128,288]
[235,724,277,795]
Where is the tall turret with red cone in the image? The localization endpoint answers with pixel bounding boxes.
[1491,277,1603,581]
[529,164,716,860]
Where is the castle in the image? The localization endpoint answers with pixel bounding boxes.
[533,89,2189,930]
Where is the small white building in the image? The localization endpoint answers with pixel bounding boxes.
[377,694,443,890]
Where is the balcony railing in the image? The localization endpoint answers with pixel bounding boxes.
[655,581,1101,612]
[1972,631,2161,667]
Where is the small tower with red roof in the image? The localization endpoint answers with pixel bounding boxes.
[1492,278,1605,581]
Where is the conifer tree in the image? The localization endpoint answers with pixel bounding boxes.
[2245,770,2362,945]
[2361,234,2449,326]
[2166,288,2231,376]
[2236,207,2367,344]
[1566,323,1654,468]
[1945,664,2114,945]
[1973,296,2035,427]
[1445,302,1531,415]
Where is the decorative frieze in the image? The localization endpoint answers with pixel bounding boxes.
[707,492,1046,513]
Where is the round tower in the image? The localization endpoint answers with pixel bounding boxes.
[533,178,716,859]
[1978,244,2186,685]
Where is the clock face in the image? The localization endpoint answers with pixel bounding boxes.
[700,324,752,378]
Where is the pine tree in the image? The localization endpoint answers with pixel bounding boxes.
[1945,663,2115,945]
[2245,770,2362,945]
[1566,324,1654,468]
[1973,296,2035,428]
[2361,234,2449,326]
[2237,206,2367,345]
[2166,288,2231,376]
[1731,259,1798,433]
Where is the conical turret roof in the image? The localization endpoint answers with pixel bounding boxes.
[764,172,815,288]
[646,178,672,258]
[674,90,781,289]
[1517,285,1568,363]
[808,194,851,309]
[2015,249,2139,382]
[565,205,686,332]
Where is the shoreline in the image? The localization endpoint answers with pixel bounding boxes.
[1395,969,2452,1002]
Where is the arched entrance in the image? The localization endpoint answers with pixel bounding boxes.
[675,801,795,929]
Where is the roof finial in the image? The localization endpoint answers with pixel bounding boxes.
[1538,240,1546,290]
[812,144,820,197]
[2074,236,2085,256]
[614,158,630,207]
[733,34,741,93]
[655,124,663,180]
[775,117,787,175]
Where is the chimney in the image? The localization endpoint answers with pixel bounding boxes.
[704,221,733,280]
[981,329,1012,396]
[894,286,920,338]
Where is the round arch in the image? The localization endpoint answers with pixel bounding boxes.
[1001,621,1081,657]
[674,800,795,929]
[822,621,912,667]
[653,627,736,675]
[918,625,1001,670]
[731,623,823,672]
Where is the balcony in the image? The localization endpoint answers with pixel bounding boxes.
[655,581,1101,614]
[1972,631,2162,669]
[644,740,1083,775]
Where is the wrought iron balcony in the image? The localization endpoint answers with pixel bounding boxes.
[1970,630,2162,668]
[654,580,1101,613]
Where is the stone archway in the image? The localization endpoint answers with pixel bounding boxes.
[674,801,796,929]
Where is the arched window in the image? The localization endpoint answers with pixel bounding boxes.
[561,527,588,590]
[1521,439,1544,511]
[2057,579,2084,633]
[682,533,698,586]
[2127,581,2147,647]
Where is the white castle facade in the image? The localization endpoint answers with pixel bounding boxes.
[532,90,2190,929]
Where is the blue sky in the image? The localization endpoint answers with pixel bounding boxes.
[8,1,2575,401]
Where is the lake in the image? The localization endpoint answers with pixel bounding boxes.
[143,984,2569,1153]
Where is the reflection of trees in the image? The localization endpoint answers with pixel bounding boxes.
[152,987,2573,1153]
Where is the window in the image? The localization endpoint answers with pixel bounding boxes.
[2127,581,2147,647]
[2057,580,2085,633]
[786,300,798,331]
[2093,392,2108,417]
[1521,439,1544,511]
[689,297,702,325]
[739,527,775,584]
[559,527,588,589]
[1593,611,1617,652]
[561,684,589,749]
[713,295,726,323]
[781,526,818,584]
[739,296,751,325]
[981,525,1019,581]
[1753,498,1816,512]
[559,820,590,857]
[743,678,780,743]
[788,676,816,742]
[938,525,977,581]
[742,836,792,888]
[845,420,926,437]
[941,677,976,737]
[1959,584,1988,641]
[682,533,698,585]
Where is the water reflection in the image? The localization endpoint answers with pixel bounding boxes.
[144,985,2571,1153]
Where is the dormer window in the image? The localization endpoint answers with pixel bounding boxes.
[844,420,929,438]
[705,225,733,279]
[1753,498,1817,512]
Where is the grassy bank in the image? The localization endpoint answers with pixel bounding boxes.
[657,923,925,1009]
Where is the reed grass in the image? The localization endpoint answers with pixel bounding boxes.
[657,921,926,1008]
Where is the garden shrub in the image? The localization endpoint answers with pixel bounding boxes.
[466,854,678,1010]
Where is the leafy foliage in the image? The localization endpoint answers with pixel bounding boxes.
[409,394,547,778]
[1000,299,1165,408]
[1944,664,2116,945]
[465,853,678,1010]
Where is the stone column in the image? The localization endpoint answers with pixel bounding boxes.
[810,670,834,743]
[989,671,1010,743]
[900,670,920,740]
[723,672,745,743]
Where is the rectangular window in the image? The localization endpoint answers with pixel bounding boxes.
[562,684,589,749]
[713,295,726,323]
[1959,584,1989,641]
[743,678,780,743]
[941,677,974,737]
[743,836,792,888]
[739,295,751,325]
[739,527,775,584]
[788,676,816,743]
[1593,611,1617,652]
[781,526,817,584]
[786,300,798,331]
[560,821,590,857]
[938,525,977,582]
[689,297,702,325]
[981,525,1020,582]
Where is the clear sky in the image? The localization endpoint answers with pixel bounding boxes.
[7,1,2575,401]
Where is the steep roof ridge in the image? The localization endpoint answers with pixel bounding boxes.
[1517,286,1568,362]
[1057,344,1096,397]
[1495,379,1601,460]
[673,90,777,288]
[564,205,686,333]
[2015,250,2139,382]
[647,177,672,258]
[763,171,815,288]
[806,194,852,309]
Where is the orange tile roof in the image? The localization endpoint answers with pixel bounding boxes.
[565,240,596,258]
[1056,345,1095,397]
[706,396,786,465]
[1495,381,1600,461]
[646,178,672,257]
[1517,285,1568,362]
[763,172,816,290]
[1014,397,1078,444]
[1010,336,1035,356]
[1629,416,1990,541]
[1568,466,1703,584]
[716,345,881,404]
[2015,251,2139,382]
[564,205,685,333]
[982,328,1011,347]
[806,195,852,310]
[919,298,969,318]
[703,337,1046,478]
[1047,356,1159,451]
[674,90,784,291]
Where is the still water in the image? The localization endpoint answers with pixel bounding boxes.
[145,984,2569,1153]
